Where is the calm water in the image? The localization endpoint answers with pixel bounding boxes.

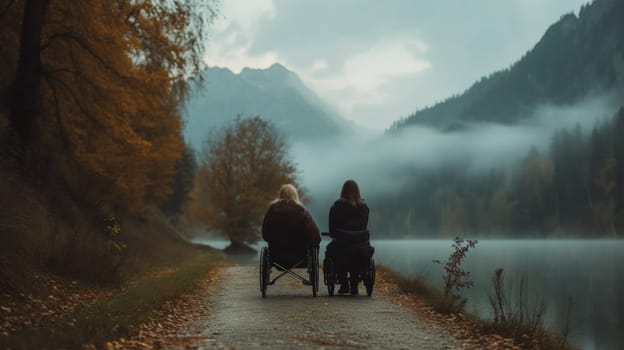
[196,239,624,350]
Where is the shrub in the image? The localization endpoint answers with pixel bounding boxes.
[488,268,546,332]
[484,268,574,349]
[433,236,478,312]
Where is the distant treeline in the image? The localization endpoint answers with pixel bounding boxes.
[372,108,624,238]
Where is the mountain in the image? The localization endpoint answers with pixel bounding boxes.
[183,63,348,149]
[392,0,624,131]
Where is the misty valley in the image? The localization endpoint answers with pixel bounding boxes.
[185,1,624,240]
[182,1,624,348]
[2,0,623,349]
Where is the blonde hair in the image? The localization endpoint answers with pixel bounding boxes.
[275,184,301,204]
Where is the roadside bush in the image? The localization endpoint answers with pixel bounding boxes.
[433,236,478,313]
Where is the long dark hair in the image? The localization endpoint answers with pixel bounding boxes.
[340,179,364,206]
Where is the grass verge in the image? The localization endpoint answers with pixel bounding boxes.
[379,266,457,314]
[1,249,226,350]
[379,266,578,350]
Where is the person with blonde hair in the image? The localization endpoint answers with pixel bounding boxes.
[262,184,320,263]
[326,179,370,294]
[272,184,301,204]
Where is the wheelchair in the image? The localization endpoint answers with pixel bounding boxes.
[322,230,375,297]
[258,239,319,297]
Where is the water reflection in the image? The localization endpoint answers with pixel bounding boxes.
[372,240,624,350]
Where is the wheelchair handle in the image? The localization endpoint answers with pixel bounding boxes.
[322,230,369,236]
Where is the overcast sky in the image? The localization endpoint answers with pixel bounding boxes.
[203,0,590,130]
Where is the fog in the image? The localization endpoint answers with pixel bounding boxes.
[292,93,621,223]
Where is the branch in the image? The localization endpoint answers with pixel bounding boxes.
[42,72,71,151]
[43,72,93,123]
[41,31,130,81]
[0,0,16,20]
[43,66,101,91]
[47,74,136,147]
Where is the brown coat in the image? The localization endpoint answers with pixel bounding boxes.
[262,200,321,247]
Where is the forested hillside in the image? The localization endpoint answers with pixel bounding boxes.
[369,0,624,238]
[391,0,624,131]
[0,1,214,292]
[371,108,624,237]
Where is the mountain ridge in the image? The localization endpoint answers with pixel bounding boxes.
[391,0,624,131]
[183,63,349,150]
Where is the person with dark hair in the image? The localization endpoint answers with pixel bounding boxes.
[326,179,370,294]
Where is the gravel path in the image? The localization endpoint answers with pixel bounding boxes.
[194,265,463,349]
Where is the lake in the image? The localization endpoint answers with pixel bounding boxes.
[195,238,624,350]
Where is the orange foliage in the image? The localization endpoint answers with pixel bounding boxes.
[0,0,216,211]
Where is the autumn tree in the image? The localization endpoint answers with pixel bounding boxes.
[519,148,554,232]
[441,194,468,237]
[0,0,216,210]
[161,146,197,222]
[489,191,513,235]
[193,117,303,249]
[595,156,617,235]
[402,206,415,236]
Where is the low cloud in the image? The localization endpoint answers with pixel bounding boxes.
[292,93,621,215]
[212,0,276,39]
[204,36,280,73]
[299,38,432,124]
[204,20,433,130]
[204,0,279,72]
[310,59,329,73]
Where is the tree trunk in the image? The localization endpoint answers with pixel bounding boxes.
[9,0,47,143]
[554,188,561,230]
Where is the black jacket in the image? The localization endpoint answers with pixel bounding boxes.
[327,199,371,268]
[329,199,369,235]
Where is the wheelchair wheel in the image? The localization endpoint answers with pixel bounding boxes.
[310,246,319,297]
[364,258,375,297]
[323,258,336,296]
[259,247,269,297]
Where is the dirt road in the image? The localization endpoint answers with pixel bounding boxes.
[192,265,463,349]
